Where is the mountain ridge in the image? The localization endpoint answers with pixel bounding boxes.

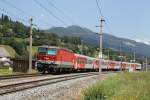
[45,25,150,57]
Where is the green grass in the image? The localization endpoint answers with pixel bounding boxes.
[0,68,38,76]
[83,72,150,100]
[1,45,16,58]
[0,68,13,76]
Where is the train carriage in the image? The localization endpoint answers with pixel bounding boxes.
[114,61,120,71]
[121,62,127,71]
[74,54,87,70]
[107,60,116,70]
[131,63,136,71]
[74,54,99,71]
[101,60,109,71]
[136,63,142,70]
[93,58,99,70]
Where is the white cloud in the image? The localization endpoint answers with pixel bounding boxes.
[135,38,150,45]
[135,39,141,43]
[123,41,135,47]
[143,41,150,45]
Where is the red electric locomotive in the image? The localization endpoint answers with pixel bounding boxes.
[36,46,74,73]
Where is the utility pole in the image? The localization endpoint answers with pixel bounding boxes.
[81,40,83,54]
[107,49,110,60]
[145,56,147,71]
[120,41,122,72]
[124,56,127,62]
[119,41,122,58]
[29,18,33,73]
[133,49,135,63]
[96,18,105,75]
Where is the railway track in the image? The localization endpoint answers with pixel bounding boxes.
[0,73,44,80]
[0,71,118,80]
[0,72,99,95]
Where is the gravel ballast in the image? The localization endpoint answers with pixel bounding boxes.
[0,73,114,100]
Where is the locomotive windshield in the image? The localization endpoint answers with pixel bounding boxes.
[38,47,57,55]
[47,49,57,55]
[38,47,47,54]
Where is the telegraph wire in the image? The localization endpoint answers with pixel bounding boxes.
[0,7,29,24]
[96,0,104,18]
[46,0,95,34]
[95,0,113,35]
[33,0,68,26]
[46,0,76,25]
[1,0,50,27]
[2,0,29,19]
[0,7,40,30]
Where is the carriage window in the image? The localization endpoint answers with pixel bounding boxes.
[77,58,80,63]
[88,59,92,64]
[116,63,119,66]
[77,58,85,64]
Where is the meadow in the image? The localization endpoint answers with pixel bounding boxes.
[83,72,150,100]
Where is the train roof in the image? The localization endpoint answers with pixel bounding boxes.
[75,53,98,59]
[38,46,73,52]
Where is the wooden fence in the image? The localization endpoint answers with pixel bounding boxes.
[12,59,36,73]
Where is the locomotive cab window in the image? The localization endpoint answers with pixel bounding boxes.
[38,47,47,54]
[47,49,57,55]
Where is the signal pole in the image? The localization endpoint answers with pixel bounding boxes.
[29,18,33,73]
[96,18,105,75]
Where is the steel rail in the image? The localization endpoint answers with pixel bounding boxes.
[0,72,98,95]
[0,73,43,80]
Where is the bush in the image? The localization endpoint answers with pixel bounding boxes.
[10,41,26,55]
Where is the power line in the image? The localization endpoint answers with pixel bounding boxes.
[46,0,96,35]
[2,0,29,18]
[46,0,76,25]
[96,0,103,17]
[95,0,113,35]
[104,22,113,35]
[33,0,68,26]
[1,0,50,27]
[0,7,29,24]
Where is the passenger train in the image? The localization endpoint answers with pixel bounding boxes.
[36,46,141,73]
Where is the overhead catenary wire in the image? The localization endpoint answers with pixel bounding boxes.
[0,7,29,24]
[0,7,40,30]
[46,0,76,25]
[33,0,68,26]
[2,0,29,19]
[46,0,95,35]
[96,0,104,18]
[1,0,50,28]
[95,0,113,35]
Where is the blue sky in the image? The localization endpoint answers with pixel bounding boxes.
[0,0,150,44]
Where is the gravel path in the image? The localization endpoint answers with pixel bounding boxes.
[0,73,115,100]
